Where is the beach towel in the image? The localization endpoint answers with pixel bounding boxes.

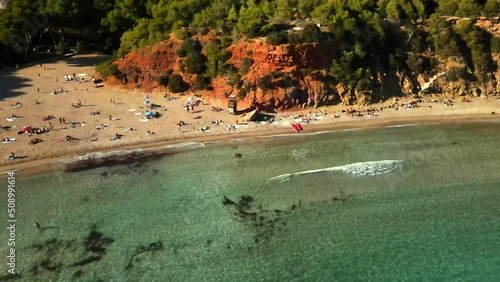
[1,138,15,144]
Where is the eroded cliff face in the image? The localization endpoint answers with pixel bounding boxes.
[107,23,500,111]
[111,38,346,111]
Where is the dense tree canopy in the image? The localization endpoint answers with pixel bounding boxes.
[0,0,498,83]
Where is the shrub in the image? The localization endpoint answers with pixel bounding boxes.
[492,36,500,53]
[257,74,273,91]
[238,87,248,99]
[184,52,206,74]
[406,53,423,73]
[176,38,203,58]
[266,32,285,45]
[271,71,283,79]
[302,23,322,43]
[199,27,209,35]
[168,74,186,93]
[287,32,304,44]
[239,58,254,75]
[176,47,187,58]
[173,29,189,40]
[446,67,462,82]
[193,75,209,90]
[280,74,295,88]
[228,72,241,87]
[96,61,121,79]
[156,70,173,86]
[446,66,476,82]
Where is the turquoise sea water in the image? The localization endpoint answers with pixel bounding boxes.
[1,121,500,281]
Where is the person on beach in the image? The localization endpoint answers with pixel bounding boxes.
[48,122,53,129]
[37,87,40,93]
[62,117,66,124]
[59,117,62,124]
[56,78,58,82]
[109,115,113,120]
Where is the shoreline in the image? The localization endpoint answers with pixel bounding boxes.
[1,113,498,178]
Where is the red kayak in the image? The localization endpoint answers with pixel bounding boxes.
[296,123,303,131]
[291,124,300,132]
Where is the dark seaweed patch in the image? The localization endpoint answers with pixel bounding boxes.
[69,225,114,269]
[40,259,61,273]
[73,270,84,278]
[84,225,115,254]
[125,240,164,271]
[222,195,298,247]
[0,274,21,281]
[70,256,102,267]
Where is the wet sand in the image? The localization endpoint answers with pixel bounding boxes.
[0,54,499,176]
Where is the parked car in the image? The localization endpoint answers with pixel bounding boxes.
[47,46,56,52]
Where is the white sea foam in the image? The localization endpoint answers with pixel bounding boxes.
[258,130,339,139]
[258,133,301,138]
[386,124,420,128]
[164,141,206,149]
[268,160,403,181]
[342,128,362,131]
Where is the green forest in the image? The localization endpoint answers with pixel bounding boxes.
[0,0,499,83]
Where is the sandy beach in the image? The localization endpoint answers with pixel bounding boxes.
[0,54,499,176]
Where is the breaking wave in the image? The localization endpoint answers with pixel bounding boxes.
[386,124,420,128]
[268,160,403,181]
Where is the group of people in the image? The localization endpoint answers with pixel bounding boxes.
[71,100,82,108]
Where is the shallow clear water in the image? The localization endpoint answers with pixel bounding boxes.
[1,122,500,281]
